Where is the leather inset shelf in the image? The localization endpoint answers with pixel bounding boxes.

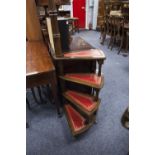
[65,104,86,134]
[64,104,95,136]
[64,49,106,60]
[63,90,100,115]
[60,73,104,89]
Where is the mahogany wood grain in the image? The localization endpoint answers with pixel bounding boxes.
[97,0,105,30]
[26,41,61,116]
[26,0,43,41]
[26,41,55,75]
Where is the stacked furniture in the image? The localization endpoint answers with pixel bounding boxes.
[97,0,105,30]
[46,0,106,136]
[100,1,129,54]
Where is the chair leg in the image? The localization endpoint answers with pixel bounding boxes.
[94,110,98,124]
[45,84,55,104]
[71,21,74,35]
[26,98,31,110]
[125,35,129,53]
[77,20,79,33]
[37,86,44,104]
[111,35,115,50]
[118,36,124,54]
[31,88,40,104]
[108,34,113,49]
[26,122,29,128]
[101,32,106,45]
[111,28,117,50]
[50,72,62,117]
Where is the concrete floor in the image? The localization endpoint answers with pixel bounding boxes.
[27,30,129,155]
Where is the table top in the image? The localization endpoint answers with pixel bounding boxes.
[57,17,79,21]
[57,17,69,21]
[26,41,55,76]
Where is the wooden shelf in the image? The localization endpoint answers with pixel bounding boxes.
[63,90,100,116]
[60,73,104,89]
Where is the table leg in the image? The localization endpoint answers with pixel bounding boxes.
[118,35,124,54]
[31,88,40,104]
[50,71,62,117]
[71,21,74,35]
[26,122,29,128]
[37,86,44,103]
[125,32,129,53]
[77,20,79,33]
[26,98,31,110]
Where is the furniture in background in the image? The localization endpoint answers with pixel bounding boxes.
[97,0,105,30]
[26,0,44,128]
[36,0,70,6]
[100,1,129,54]
[26,41,61,116]
[109,15,125,52]
[36,0,71,17]
[121,107,129,129]
[68,17,79,34]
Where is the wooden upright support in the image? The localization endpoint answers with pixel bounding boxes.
[48,0,63,57]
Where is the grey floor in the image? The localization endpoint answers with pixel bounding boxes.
[26,30,129,155]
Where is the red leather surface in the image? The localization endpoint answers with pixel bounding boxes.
[66,90,96,111]
[64,49,104,58]
[65,74,102,86]
[65,105,85,132]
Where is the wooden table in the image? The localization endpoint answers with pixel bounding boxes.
[26,41,61,116]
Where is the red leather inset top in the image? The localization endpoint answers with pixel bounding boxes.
[64,49,105,59]
[64,74,102,86]
[65,105,86,132]
[66,90,96,111]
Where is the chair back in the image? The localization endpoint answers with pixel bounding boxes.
[114,16,124,37]
[46,17,56,55]
[111,1,122,11]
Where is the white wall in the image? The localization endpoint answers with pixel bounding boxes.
[86,0,99,30]
[92,0,99,29]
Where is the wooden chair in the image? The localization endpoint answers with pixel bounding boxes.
[107,15,116,49]
[100,1,111,44]
[100,15,111,45]
[109,16,124,51]
[110,1,123,13]
[118,14,129,54]
[125,30,129,53]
